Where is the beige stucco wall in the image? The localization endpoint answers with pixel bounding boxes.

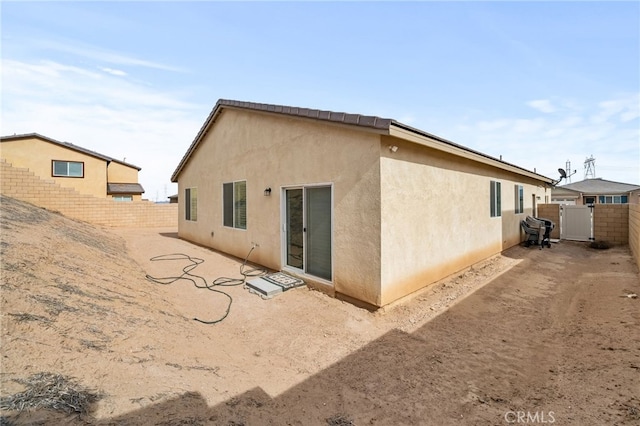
[176,109,553,308]
[107,162,139,184]
[1,137,108,198]
[378,136,548,306]
[107,162,143,201]
[177,108,383,305]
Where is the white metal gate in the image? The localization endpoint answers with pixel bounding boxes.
[560,205,593,241]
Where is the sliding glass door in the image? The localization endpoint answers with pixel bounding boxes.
[284,186,332,281]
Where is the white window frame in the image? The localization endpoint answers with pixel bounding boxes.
[185,187,197,221]
[52,160,84,178]
[223,180,246,230]
[113,195,133,202]
[515,184,524,214]
[599,195,628,204]
[490,180,501,217]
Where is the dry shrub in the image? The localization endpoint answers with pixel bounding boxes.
[589,240,611,250]
[0,372,102,415]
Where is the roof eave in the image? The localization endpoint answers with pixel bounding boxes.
[1,133,142,170]
[388,123,553,184]
[171,103,222,182]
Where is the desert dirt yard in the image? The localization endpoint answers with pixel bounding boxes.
[1,195,639,425]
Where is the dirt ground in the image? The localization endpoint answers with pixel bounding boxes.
[1,195,639,425]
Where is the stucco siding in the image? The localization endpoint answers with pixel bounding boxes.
[177,108,383,305]
[108,162,139,184]
[379,137,546,306]
[1,137,108,198]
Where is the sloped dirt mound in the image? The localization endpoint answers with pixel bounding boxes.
[0,196,195,423]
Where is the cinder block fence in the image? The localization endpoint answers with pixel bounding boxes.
[0,159,177,228]
[537,203,639,270]
[630,204,640,270]
[537,203,630,245]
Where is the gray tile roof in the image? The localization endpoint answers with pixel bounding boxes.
[558,178,640,194]
[216,99,393,130]
[172,99,553,184]
[107,183,145,194]
[0,133,142,171]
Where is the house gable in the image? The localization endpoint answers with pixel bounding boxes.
[0,133,143,199]
[172,100,553,187]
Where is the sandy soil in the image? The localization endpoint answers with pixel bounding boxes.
[1,195,639,425]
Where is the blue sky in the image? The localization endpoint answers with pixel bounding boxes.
[2,1,639,201]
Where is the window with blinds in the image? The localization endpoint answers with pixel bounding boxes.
[185,187,197,221]
[515,184,524,214]
[490,181,501,217]
[223,181,246,229]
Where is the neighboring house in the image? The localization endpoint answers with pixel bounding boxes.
[1,133,144,201]
[551,178,640,205]
[171,99,553,309]
[168,194,179,204]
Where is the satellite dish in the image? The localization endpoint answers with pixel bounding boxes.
[558,168,567,178]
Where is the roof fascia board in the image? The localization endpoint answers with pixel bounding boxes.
[171,105,221,182]
[223,104,389,136]
[388,124,553,184]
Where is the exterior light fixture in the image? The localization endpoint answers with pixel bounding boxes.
[389,145,398,153]
[264,187,272,196]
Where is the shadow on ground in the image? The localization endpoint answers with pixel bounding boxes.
[4,242,639,426]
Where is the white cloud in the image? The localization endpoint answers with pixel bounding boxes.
[36,38,186,73]
[446,95,640,184]
[591,93,640,124]
[527,99,556,113]
[100,67,127,77]
[1,58,205,201]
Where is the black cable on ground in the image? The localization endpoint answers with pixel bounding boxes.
[145,246,266,324]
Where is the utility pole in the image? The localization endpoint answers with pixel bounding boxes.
[584,155,596,179]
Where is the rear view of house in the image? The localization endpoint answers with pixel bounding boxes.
[172,99,553,309]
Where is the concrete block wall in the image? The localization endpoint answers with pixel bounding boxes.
[593,204,629,245]
[628,204,640,270]
[1,159,177,228]
[536,204,560,239]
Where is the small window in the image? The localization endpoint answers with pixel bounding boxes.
[223,181,246,229]
[599,195,629,204]
[515,185,524,214]
[490,181,501,217]
[113,195,133,202]
[185,187,197,221]
[52,160,84,177]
